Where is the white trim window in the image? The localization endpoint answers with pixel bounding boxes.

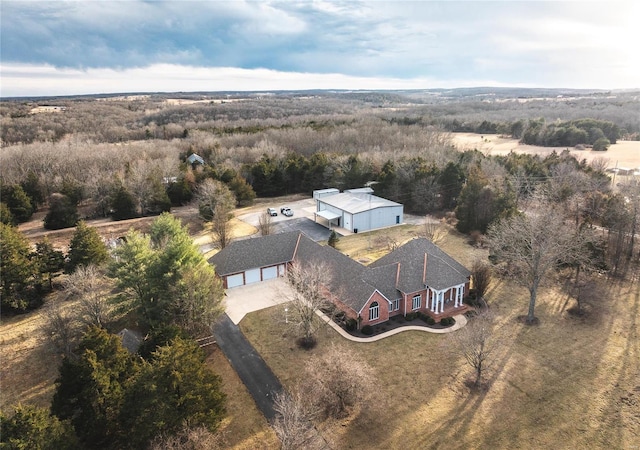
[392,299,400,311]
[369,301,379,321]
[412,294,421,310]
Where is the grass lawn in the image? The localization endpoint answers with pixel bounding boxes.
[206,347,278,449]
[240,230,640,449]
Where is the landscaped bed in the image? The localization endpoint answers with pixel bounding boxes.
[329,310,459,338]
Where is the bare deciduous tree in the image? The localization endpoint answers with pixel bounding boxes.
[471,260,492,302]
[302,345,376,419]
[43,302,78,357]
[258,212,273,236]
[423,217,446,244]
[285,261,333,349]
[196,179,235,222]
[64,264,113,328]
[488,204,585,324]
[272,388,321,450]
[149,424,226,450]
[450,310,500,388]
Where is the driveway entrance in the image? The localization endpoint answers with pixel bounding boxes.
[224,277,293,324]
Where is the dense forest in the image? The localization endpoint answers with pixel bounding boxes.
[1,88,640,448]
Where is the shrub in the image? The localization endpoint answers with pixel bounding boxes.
[405,312,417,321]
[361,325,373,335]
[297,336,317,349]
[426,316,436,325]
[440,317,455,326]
[345,318,357,332]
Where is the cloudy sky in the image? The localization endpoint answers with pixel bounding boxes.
[1,1,638,97]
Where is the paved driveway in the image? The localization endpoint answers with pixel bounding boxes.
[213,314,283,420]
[224,278,293,324]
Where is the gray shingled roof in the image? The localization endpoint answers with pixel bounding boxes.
[369,238,470,291]
[209,233,469,313]
[208,232,301,275]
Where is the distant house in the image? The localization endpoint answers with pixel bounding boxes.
[209,232,470,328]
[314,190,403,232]
[187,153,205,165]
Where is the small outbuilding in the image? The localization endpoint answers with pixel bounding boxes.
[187,153,205,165]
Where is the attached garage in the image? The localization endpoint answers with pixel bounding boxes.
[244,268,261,284]
[262,266,278,280]
[226,273,245,288]
[209,232,303,289]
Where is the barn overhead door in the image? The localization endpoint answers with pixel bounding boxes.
[245,268,261,285]
[226,273,244,288]
[262,266,278,280]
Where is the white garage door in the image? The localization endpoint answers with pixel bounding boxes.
[226,273,244,288]
[262,266,278,280]
[245,268,261,284]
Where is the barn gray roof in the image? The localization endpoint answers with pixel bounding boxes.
[317,192,401,214]
[210,232,469,312]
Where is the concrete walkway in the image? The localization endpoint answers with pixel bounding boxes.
[315,310,468,342]
[223,278,469,339]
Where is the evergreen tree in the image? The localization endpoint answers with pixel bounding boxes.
[455,168,515,234]
[67,221,108,272]
[439,162,465,210]
[110,213,224,331]
[228,174,256,207]
[33,238,65,290]
[51,327,138,448]
[1,183,33,223]
[110,185,138,220]
[44,193,79,230]
[328,230,339,248]
[0,404,79,450]
[0,223,39,313]
[119,338,226,448]
[0,201,15,225]
[20,170,45,209]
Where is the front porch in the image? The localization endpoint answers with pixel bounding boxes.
[424,301,469,319]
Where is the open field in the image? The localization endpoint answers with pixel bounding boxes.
[453,132,640,171]
[240,229,640,449]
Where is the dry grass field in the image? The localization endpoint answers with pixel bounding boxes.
[453,132,640,171]
[239,229,640,449]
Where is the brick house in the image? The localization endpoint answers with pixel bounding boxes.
[209,232,470,328]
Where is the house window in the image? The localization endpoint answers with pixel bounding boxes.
[412,295,421,310]
[392,299,400,311]
[369,302,379,321]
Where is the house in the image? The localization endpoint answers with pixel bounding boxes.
[209,232,470,328]
[186,153,205,165]
[314,191,403,232]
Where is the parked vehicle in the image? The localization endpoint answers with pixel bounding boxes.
[267,207,278,216]
[280,207,293,217]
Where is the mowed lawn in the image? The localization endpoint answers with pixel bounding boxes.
[239,229,640,449]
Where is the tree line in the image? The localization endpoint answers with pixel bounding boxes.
[1,214,229,449]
